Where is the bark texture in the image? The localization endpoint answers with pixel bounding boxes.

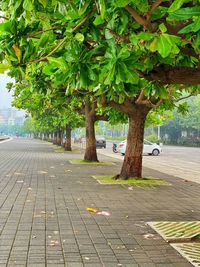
[53,132,57,145]
[117,105,151,179]
[144,65,200,85]
[84,101,98,162]
[56,130,62,146]
[65,124,72,151]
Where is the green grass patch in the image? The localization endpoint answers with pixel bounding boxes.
[69,160,115,165]
[93,175,169,185]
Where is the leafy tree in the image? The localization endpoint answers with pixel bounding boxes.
[0,0,200,179]
[162,95,200,145]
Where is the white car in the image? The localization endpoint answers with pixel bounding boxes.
[118,139,162,156]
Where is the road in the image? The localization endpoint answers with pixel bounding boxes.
[98,141,200,184]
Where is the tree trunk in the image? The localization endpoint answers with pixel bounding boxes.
[52,132,56,144]
[84,103,98,162]
[65,124,72,151]
[118,106,151,179]
[56,130,62,146]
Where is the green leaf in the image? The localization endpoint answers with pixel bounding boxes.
[37,0,47,8]
[194,31,200,46]
[157,35,171,58]
[104,65,116,85]
[115,0,131,8]
[0,21,13,33]
[99,0,106,18]
[131,0,149,12]
[178,23,194,34]
[157,34,181,58]
[117,47,130,60]
[79,0,91,15]
[80,66,89,88]
[0,64,9,74]
[159,23,167,33]
[93,15,104,26]
[169,7,200,20]
[168,0,186,13]
[74,33,84,42]
[36,33,49,49]
[23,0,34,11]
[137,32,155,41]
[193,17,200,32]
[47,57,67,71]
[179,16,200,33]
[149,38,158,52]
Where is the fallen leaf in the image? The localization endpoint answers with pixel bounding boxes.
[86,207,98,213]
[16,180,24,183]
[128,186,133,190]
[65,170,72,172]
[84,257,90,260]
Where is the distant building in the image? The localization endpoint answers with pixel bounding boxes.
[0,107,25,125]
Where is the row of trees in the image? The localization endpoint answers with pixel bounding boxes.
[0,0,200,179]
[161,95,200,145]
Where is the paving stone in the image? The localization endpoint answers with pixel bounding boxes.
[0,139,197,267]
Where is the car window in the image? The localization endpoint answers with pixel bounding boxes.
[144,140,152,145]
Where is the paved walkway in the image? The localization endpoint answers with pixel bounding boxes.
[0,139,199,267]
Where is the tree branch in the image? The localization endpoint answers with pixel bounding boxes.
[109,97,135,115]
[175,93,198,102]
[95,115,109,121]
[27,8,96,65]
[141,65,200,85]
[124,5,150,30]
[135,90,145,104]
[28,26,61,38]
[146,0,163,22]
[108,28,129,43]
[71,6,96,33]
[135,90,163,108]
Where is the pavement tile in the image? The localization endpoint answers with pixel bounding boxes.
[0,139,197,267]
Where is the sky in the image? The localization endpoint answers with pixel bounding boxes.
[0,74,13,108]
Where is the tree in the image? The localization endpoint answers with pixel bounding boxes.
[0,0,200,179]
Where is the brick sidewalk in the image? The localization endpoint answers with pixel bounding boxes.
[0,138,199,267]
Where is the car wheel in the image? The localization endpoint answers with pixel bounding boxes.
[152,149,159,156]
